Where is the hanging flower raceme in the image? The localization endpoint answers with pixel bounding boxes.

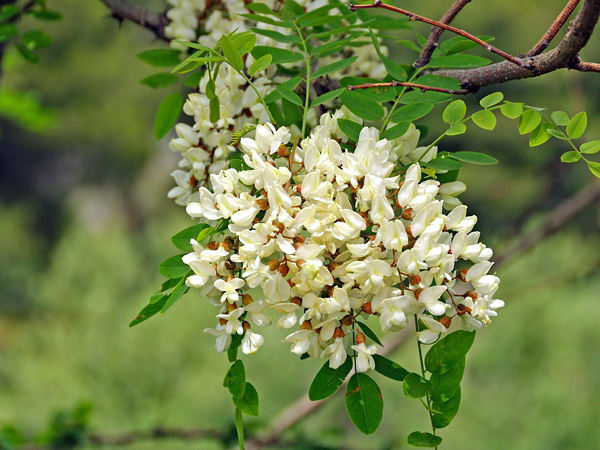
[183,119,504,371]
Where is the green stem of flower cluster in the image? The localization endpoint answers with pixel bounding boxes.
[294,21,311,138]
[381,67,425,134]
[235,407,245,450]
[414,316,437,448]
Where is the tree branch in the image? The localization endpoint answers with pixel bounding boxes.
[414,0,473,68]
[346,81,469,94]
[525,0,582,57]
[432,0,600,91]
[350,0,533,70]
[98,0,169,41]
[571,57,600,72]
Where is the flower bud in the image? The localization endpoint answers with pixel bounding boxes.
[458,268,469,282]
[219,318,227,326]
[414,288,424,300]
[277,144,289,157]
[362,302,373,314]
[226,275,234,282]
[295,259,305,267]
[334,327,346,339]
[300,320,312,330]
[355,332,366,344]
[188,176,198,187]
[405,226,413,237]
[328,261,339,272]
[220,241,230,252]
[242,294,253,305]
[294,235,305,244]
[341,314,353,326]
[265,161,275,167]
[290,296,302,306]
[402,208,413,220]
[456,304,468,316]
[242,320,251,332]
[439,316,452,328]
[256,198,269,210]
[207,241,218,250]
[464,291,478,300]
[408,275,421,286]
[274,222,285,233]
[268,260,280,271]
[278,264,289,277]
[227,303,237,312]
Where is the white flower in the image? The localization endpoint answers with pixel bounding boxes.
[417,286,450,316]
[284,330,312,355]
[241,330,264,354]
[321,337,347,369]
[418,315,448,344]
[204,324,232,353]
[214,277,245,303]
[351,343,377,372]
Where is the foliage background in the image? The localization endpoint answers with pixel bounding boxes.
[0,0,599,448]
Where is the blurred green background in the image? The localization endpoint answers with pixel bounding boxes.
[0,0,599,449]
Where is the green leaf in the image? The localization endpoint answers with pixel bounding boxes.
[580,140,600,154]
[588,161,600,178]
[451,151,498,165]
[396,39,422,53]
[224,360,246,399]
[380,122,411,140]
[232,32,257,55]
[402,373,431,398]
[340,90,384,121]
[373,354,409,381]
[233,382,259,416]
[173,40,213,52]
[338,119,363,142]
[345,373,383,435]
[0,5,20,22]
[390,103,434,124]
[407,431,443,447]
[171,54,212,75]
[250,28,299,44]
[310,88,345,107]
[161,283,189,313]
[313,57,358,78]
[529,123,551,147]
[228,333,243,363]
[446,123,466,136]
[137,49,181,67]
[401,75,459,105]
[29,9,62,21]
[129,297,167,327]
[21,30,52,49]
[276,85,303,106]
[440,35,494,55]
[221,34,243,71]
[369,28,406,81]
[205,78,216,99]
[424,157,463,171]
[196,225,215,243]
[171,224,211,251]
[425,330,476,374]
[251,46,304,64]
[15,42,38,63]
[248,54,272,76]
[0,23,17,42]
[430,358,465,402]
[239,13,293,28]
[427,54,491,68]
[442,100,466,124]
[309,357,352,401]
[547,128,568,140]
[471,109,496,130]
[245,2,277,15]
[518,109,542,135]
[431,387,461,429]
[340,77,396,102]
[551,110,569,126]
[159,254,189,278]
[154,93,183,139]
[140,73,178,89]
[210,96,220,123]
[500,102,523,119]
[356,321,383,346]
[479,92,504,108]
[158,277,180,293]
[566,111,587,139]
[560,151,581,163]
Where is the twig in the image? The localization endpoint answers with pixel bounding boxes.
[414,0,473,68]
[526,0,582,57]
[570,58,600,72]
[98,0,169,41]
[431,0,600,91]
[347,81,469,95]
[349,0,533,71]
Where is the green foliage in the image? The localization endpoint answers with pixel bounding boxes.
[345,373,383,435]
[308,357,353,401]
[407,431,443,447]
[356,321,383,346]
[233,382,259,416]
[224,360,246,399]
[425,331,476,374]
[373,355,409,381]
[171,224,211,251]
[403,373,432,399]
[137,49,181,67]
[154,93,184,139]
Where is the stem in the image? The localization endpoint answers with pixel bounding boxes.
[526,0,582,57]
[294,21,311,138]
[381,68,424,133]
[240,71,277,125]
[235,407,245,450]
[347,81,469,95]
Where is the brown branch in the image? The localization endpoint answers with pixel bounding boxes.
[526,0,582,57]
[414,0,473,68]
[346,81,469,95]
[98,0,169,41]
[432,0,600,91]
[571,57,600,72]
[350,0,533,71]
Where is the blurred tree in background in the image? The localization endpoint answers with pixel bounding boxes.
[0,0,599,449]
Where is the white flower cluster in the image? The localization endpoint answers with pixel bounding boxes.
[165,0,388,205]
[182,120,504,371]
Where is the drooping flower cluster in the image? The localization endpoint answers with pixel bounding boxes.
[182,120,504,371]
[165,0,388,205]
